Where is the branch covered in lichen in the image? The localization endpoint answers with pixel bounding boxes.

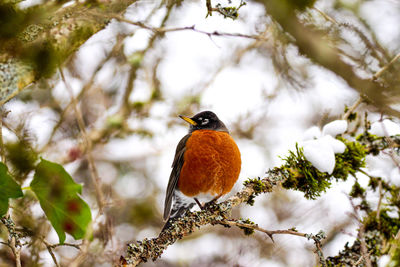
[122,171,282,266]
[121,127,400,266]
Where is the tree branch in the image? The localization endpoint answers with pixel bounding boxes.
[0,0,137,106]
[121,168,330,266]
[121,170,285,266]
[59,68,105,213]
[108,15,268,41]
[257,0,400,118]
[219,219,327,267]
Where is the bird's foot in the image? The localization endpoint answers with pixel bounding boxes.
[194,196,221,210]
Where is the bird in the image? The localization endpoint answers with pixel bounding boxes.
[162,111,241,231]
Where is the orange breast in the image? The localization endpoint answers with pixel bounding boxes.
[178,130,241,197]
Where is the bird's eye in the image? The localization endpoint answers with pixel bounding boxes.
[201,118,209,125]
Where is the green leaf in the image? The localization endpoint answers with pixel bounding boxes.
[30,159,92,244]
[0,162,23,217]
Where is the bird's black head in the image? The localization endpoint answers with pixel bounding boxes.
[179,111,229,133]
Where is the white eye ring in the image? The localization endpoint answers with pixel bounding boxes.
[201,118,209,125]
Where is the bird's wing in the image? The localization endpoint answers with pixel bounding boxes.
[163,134,191,221]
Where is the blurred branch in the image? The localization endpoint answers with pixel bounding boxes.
[41,238,81,267]
[0,0,137,105]
[108,15,268,41]
[59,68,105,213]
[42,239,61,267]
[342,50,400,121]
[373,52,400,81]
[40,36,125,153]
[314,7,391,71]
[257,0,400,118]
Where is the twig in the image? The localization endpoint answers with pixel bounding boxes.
[69,239,90,267]
[42,239,60,267]
[376,179,383,227]
[220,220,305,240]
[59,68,105,213]
[342,96,364,120]
[40,239,81,267]
[313,7,338,24]
[373,52,400,80]
[340,37,400,122]
[219,219,327,266]
[353,254,364,266]
[108,15,268,41]
[48,242,81,250]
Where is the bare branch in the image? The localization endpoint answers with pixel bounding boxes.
[108,15,268,41]
[373,52,400,80]
[42,239,61,267]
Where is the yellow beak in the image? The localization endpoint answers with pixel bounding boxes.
[179,115,197,126]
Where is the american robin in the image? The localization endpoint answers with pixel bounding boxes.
[163,111,241,230]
